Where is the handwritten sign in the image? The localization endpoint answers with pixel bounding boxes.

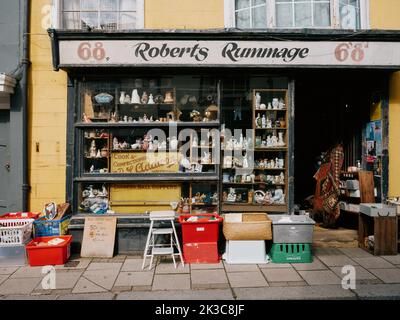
[80,216,117,258]
[110,151,179,173]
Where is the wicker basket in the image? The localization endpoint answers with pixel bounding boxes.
[223,213,272,240]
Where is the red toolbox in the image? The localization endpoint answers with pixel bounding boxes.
[178,213,223,263]
[25,235,72,266]
[178,213,223,243]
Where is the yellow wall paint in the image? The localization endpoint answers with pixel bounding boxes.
[389,72,400,197]
[29,0,68,211]
[370,0,400,29]
[145,0,224,29]
[371,0,400,196]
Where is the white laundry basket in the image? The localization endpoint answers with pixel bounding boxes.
[0,218,34,246]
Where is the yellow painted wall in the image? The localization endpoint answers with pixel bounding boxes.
[388,72,400,197]
[145,0,224,29]
[29,0,68,211]
[370,0,400,196]
[370,0,400,30]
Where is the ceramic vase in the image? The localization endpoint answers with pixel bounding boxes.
[119,91,126,104]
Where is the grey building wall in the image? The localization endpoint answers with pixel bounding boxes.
[0,0,21,73]
[0,0,25,212]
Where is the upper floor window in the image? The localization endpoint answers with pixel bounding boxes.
[60,0,143,30]
[226,0,368,29]
[276,0,331,28]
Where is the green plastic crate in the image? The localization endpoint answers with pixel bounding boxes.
[269,243,313,263]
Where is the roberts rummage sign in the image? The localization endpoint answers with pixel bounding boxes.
[58,40,400,67]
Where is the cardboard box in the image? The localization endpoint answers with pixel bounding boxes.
[223,213,272,240]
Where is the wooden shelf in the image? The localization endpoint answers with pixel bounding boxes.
[254,108,287,111]
[118,103,175,106]
[254,147,287,151]
[255,127,287,130]
[84,136,109,140]
[221,203,287,212]
[222,182,285,186]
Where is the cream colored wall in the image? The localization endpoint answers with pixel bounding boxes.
[29,0,68,211]
[144,0,224,29]
[370,0,400,197]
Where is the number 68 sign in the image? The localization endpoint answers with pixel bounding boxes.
[335,42,368,63]
[77,42,106,61]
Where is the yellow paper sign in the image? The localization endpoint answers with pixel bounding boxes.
[110,151,179,173]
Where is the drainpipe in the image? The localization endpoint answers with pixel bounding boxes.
[20,0,30,211]
[21,0,30,211]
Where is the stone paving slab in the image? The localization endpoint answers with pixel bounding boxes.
[121,258,146,272]
[261,268,303,282]
[117,289,234,300]
[55,258,92,270]
[227,271,269,288]
[155,262,190,274]
[368,268,400,283]
[352,284,400,300]
[0,274,8,285]
[339,248,376,258]
[82,268,120,290]
[152,274,191,291]
[298,270,342,285]
[0,266,19,275]
[353,257,395,269]
[317,255,359,267]
[10,266,45,278]
[114,271,154,287]
[234,285,356,300]
[58,292,115,300]
[190,262,224,270]
[191,269,229,289]
[0,294,59,300]
[292,258,328,271]
[0,277,42,295]
[86,262,123,271]
[329,266,378,281]
[268,281,307,287]
[223,263,260,272]
[72,277,107,294]
[34,270,84,291]
[258,263,294,269]
[313,247,343,256]
[381,255,400,266]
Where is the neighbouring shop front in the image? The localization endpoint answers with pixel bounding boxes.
[48,29,400,254]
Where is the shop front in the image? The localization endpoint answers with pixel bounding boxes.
[48,29,400,254]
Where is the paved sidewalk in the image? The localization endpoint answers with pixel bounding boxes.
[0,247,399,300]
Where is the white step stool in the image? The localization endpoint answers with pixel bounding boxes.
[142,211,184,270]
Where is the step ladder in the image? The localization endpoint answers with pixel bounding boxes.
[142,211,184,270]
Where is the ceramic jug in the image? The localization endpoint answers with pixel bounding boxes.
[119,91,126,104]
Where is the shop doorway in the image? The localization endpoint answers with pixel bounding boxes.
[294,70,389,245]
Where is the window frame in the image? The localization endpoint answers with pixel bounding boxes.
[224,0,370,29]
[51,0,145,29]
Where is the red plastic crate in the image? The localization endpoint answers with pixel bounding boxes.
[25,236,72,266]
[182,242,220,263]
[0,212,41,220]
[178,213,223,244]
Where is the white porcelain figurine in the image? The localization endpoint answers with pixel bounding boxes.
[131,89,140,104]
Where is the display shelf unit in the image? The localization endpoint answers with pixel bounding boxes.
[219,89,289,213]
[77,80,221,214]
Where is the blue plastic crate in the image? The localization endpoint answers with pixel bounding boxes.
[33,215,71,237]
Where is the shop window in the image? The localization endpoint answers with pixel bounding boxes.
[225,0,368,29]
[339,0,361,29]
[60,0,143,30]
[276,0,331,28]
[235,0,268,28]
